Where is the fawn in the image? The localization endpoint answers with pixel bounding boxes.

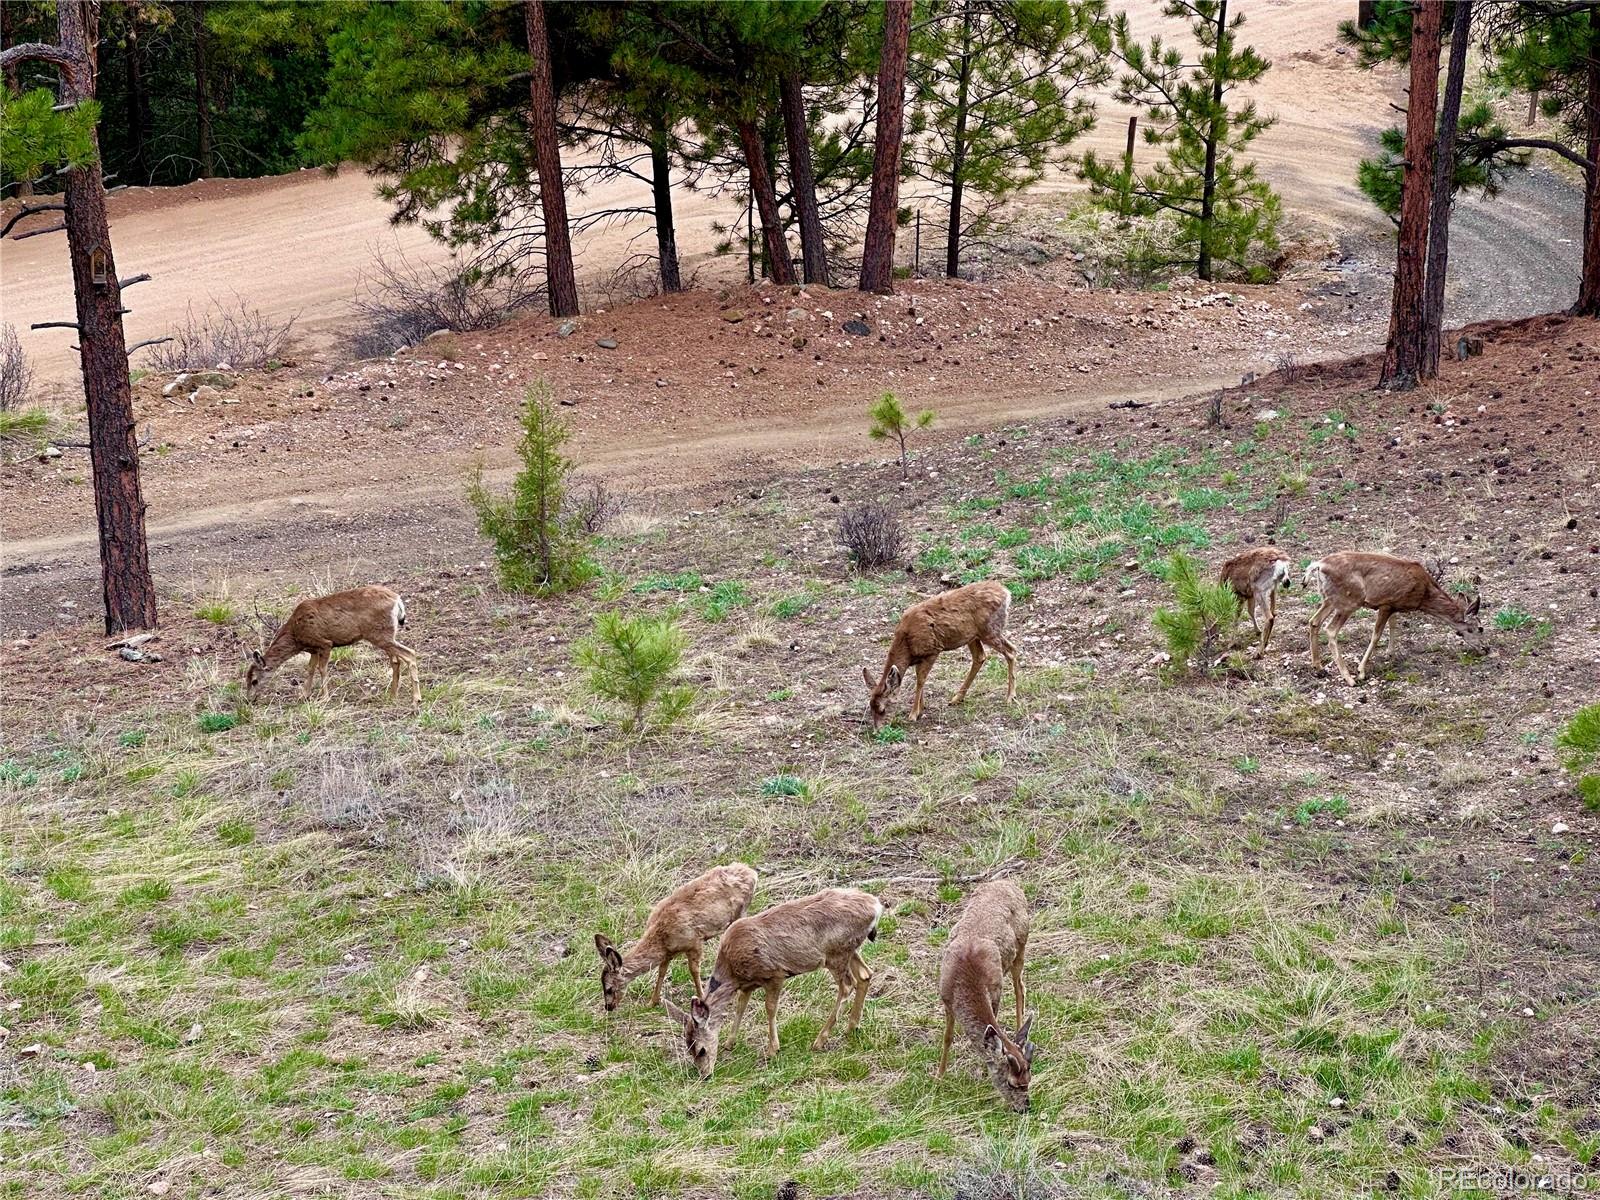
[245,585,420,704]
[938,879,1036,1112]
[1219,546,1293,655]
[863,580,1017,730]
[594,863,757,1011]
[662,887,882,1077]
[1304,551,1483,685]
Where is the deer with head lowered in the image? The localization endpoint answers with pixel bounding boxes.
[863,580,1017,731]
[938,879,1036,1112]
[663,887,882,1078]
[246,585,420,704]
[1304,551,1483,685]
[594,863,757,1012]
[1219,546,1293,655]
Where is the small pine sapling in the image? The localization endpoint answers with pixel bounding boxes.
[466,381,595,594]
[1557,702,1600,811]
[1153,549,1239,672]
[868,391,934,478]
[575,611,695,732]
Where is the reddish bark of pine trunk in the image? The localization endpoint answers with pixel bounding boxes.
[780,73,829,286]
[192,1,213,178]
[1422,0,1472,376]
[59,0,158,633]
[650,128,681,293]
[524,0,580,317]
[1575,6,1600,318]
[1379,0,1441,390]
[860,0,911,294]
[738,120,796,285]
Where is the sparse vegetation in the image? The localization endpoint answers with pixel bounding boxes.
[574,611,695,732]
[868,390,935,478]
[467,382,596,595]
[0,321,35,410]
[146,296,297,371]
[838,501,906,568]
[348,248,541,357]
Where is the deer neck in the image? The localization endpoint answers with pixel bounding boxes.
[1420,586,1466,628]
[618,936,662,986]
[700,976,739,1030]
[261,630,301,672]
[882,634,914,680]
[950,961,1004,1047]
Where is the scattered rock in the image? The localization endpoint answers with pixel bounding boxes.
[107,633,158,651]
[1551,821,1570,835]
[38,445,62,461]
[720,308,745,323]
[843,319,871,336]
[191,385,222,403]
[148,1182,171,1197]
[785,308,807,323]
[187,371,233,389]
[423,328,454,341]
[595,337,618,350]
[556,321,578,338]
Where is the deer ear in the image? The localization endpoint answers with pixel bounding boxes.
[1016,1012,1034,1045]
[690,996,710,1020]
[887,665,902,688]
[594,933,622,966]
[862,666,876,690]
[251,649,266,666]
[661,996,688,1025]
[1466,596,1481,616]
[982,1024,1003,1054]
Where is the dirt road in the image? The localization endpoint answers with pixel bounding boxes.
[6,2,1580,394]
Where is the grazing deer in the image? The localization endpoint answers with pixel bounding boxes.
[245,585,420,704]
[863,580,1017,730]
[1219,546,1293,655]
[594,863,757,1012]
[1304,551,1483,685]
[663,887,882,1077]
[938,879,1036,1112]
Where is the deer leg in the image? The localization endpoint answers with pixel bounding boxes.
[996,636,1018,702]
[650,959,670,1007]
[937,1005,955,1077]
[762,984,783,1059]
[1309,600,1335,670]
[302,651,322,698]
[1244,594,1261,635]
[951,642,986,705]
[911,658,934,722]
[686,944,705,999]
[846,950,872,1034]
[1388,616,1403,660]
[386,655,402,702]
[728,989,751,1046]
[1358,610,1390,681]
[812,969,851,1050]
[391,640,421,704]
[1011,958,1027,1032]
[1326,612,1356,686]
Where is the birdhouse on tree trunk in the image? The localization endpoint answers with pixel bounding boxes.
[90,244,109,287]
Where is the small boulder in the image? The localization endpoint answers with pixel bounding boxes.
[595,337,618,350]
[556,320,579,338]
[191,385,222,403]
[843,319,870,336]
[38,445,62,461]
[720,308,745,323]
[785,308,807,323]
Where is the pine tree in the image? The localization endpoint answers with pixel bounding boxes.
[1379,0,1441,391]
[1081,0,1280,282]
[2,2,158,633]
[861,0,912,293]
[909,0,1110,277]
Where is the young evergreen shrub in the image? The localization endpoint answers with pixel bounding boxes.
[466,382,595,594]
[1152,549,1239,672]
[575,611,694,732]
[1557,702,1600,810]
[868,391,934,478]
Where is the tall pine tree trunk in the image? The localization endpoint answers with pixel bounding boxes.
[860,0,911,294]
[1,2,32,196]
[1378,0,1441,390]
[59,1,158,633]
[945,3,973,278]
[1575,5,1600,317]
[650,127,681,294]
[780,73,829,286]
[1422,0,1472,376]
[126,8,153,186]
[192,1,214,178]
[1197,0,1228,282]
[524,0,579,317]
[737,119,796,285]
